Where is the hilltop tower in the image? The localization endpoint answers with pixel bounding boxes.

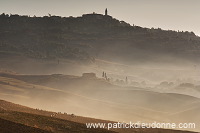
[105,8,108,16]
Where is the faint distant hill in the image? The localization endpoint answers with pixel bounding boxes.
[0,12,200,63]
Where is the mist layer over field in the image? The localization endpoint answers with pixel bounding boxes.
[0,55,200,132]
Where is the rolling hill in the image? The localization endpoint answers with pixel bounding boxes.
[0,72,199,132]
[0,99,198,133]
[0,13,200,64]
[1,11,200,133]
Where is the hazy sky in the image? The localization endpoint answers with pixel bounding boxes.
[1,0,200,35]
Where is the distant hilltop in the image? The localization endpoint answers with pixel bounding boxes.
[0,11,199,63]
[82,8,112,19]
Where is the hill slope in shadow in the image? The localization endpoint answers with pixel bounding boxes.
[1,13,200,64]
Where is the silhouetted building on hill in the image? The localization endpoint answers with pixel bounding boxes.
[82,73,96,79]
[82,12,104,19]
[82,9,112,20]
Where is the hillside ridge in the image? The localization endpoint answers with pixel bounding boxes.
[1,13,200,63]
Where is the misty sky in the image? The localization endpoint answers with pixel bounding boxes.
[1,0,200,35]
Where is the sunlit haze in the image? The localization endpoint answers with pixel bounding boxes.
[0,1,200,132]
